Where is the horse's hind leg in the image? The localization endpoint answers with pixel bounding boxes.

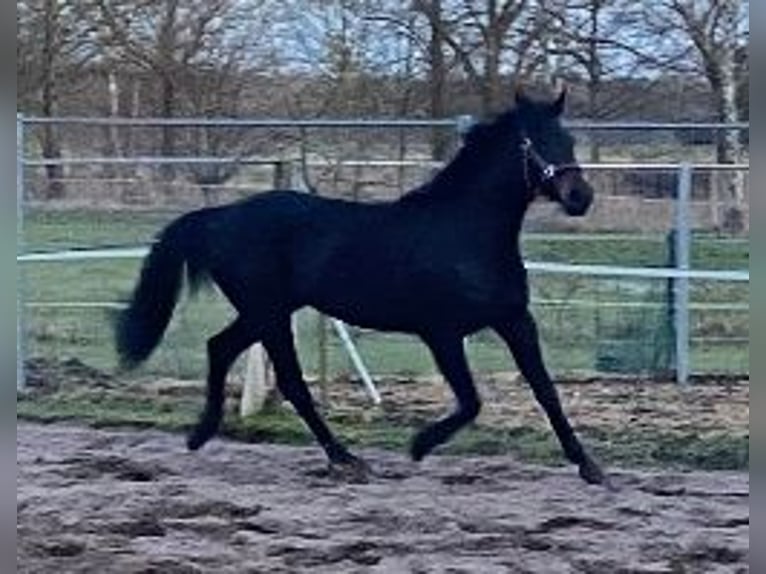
[262,318,366,477]
[188,317,259,450]
[411,333,481,461]
[494,310,612,488]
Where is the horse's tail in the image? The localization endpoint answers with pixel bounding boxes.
[115,213,206,369]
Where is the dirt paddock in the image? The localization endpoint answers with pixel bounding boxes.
[18,421,748,574]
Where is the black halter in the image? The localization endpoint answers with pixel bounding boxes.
[520,135,581,199]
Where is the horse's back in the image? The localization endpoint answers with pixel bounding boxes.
[187,189,529,333]
[187,190,385,306]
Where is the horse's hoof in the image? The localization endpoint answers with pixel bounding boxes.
[328,456,371,484]
[186,421,218,451]
[186,429,211,451]
[187,408,222,451]
[409,432,432,462]
[578,456,617,491]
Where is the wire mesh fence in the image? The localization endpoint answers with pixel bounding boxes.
[18,116,749,390]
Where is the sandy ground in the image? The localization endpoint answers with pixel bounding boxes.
[18,422,748,574]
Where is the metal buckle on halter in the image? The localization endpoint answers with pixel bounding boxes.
[521,137,557,184]
[523,135,564,180]
[521,137,533,153]
[541,164,556,180]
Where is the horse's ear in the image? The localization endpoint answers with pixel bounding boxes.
[551,86,567,117]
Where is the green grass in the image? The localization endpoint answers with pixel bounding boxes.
[20,208,749,379]
[17,389,748,471]
[23,209,181,250]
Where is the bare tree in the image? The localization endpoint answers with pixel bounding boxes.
[363,1,449,157]
[640,0,748,230]
[93,0,203,168]
[84,0,275,201]
[655,0,747,161]
[18,0,96,198]
[413,0,540,115]
[183,63,262,205]
[409,0,458,159]
[91,1,260,171]
[542,0,643,160]
[273,0,418,116]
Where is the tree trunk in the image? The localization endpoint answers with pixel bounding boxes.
[427,0,449,160]
[538,0,557,90]
[713,0,745,233]
[158,0,179,182]
[101,69,122,180]
[40,87,65,200]
[586,0,602,162]
[40,0,64,200]
[122,74,141,162]
[483,35,503,114]
[159,73,176,181]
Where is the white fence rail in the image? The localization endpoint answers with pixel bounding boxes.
[18,246,749,282]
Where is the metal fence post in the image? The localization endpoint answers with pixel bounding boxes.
[17,114,25,392]
[674,163,692,385]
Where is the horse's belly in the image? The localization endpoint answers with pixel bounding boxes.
[295,246,528,333]
[308,288,421,333]
[307,277,524,335]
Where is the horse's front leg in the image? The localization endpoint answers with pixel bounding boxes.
[494,310,614,489]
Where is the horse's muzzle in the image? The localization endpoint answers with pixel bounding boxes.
[560,174,594,217]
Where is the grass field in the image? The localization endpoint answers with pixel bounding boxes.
[20,208,749,380]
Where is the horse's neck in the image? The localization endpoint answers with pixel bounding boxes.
[434,130,526,189]
[430,146,529,218]
[398,123,531,232]
[402,178,530,245]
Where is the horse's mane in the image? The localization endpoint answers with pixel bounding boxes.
[398,107,522,203]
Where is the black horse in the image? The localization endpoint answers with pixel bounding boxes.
[116,90,611,487]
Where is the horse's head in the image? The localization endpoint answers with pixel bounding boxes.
[513,89,593,216]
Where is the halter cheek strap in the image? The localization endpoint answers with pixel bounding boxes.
[520,136,581,198]
[521,137,558,182]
